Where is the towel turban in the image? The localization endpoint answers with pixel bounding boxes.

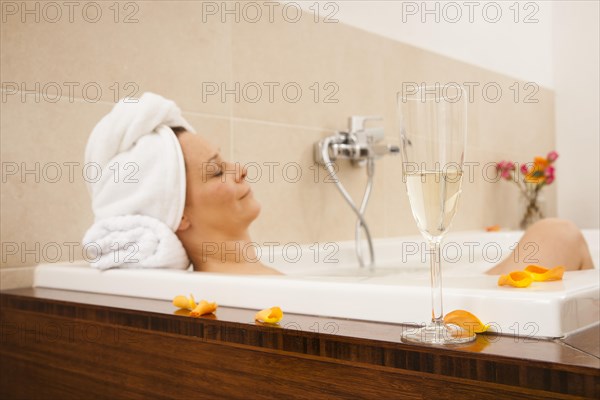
[82,92,195,270]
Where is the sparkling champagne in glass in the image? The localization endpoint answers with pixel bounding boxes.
[398,85,475,344]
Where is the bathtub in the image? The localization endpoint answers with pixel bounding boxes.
[33,230,599,338]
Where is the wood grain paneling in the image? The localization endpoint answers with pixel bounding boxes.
[1,288,598,399]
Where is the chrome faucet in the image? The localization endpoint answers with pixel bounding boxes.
[314,116,400,270]
[315,116,400,167]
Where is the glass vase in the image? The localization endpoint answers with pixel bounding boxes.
[520,192,544,229]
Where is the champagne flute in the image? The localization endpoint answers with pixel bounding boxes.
[397,85,475,344]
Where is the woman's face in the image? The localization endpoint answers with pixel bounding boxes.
[176,131,260,235]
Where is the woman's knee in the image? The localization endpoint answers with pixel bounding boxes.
[525,218,583,245]
[525,218,592,269]
[527,218,577,232]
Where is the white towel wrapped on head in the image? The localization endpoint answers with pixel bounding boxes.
[83,92,194,270]
[83,215,189,270]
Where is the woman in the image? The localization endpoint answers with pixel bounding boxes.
[173,128,281,274]
[83,92,280,274]
[83,93,594,275]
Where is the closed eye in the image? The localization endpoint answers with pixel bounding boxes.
[204,151,223,178]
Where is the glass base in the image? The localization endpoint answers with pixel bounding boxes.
[401,322,476,345]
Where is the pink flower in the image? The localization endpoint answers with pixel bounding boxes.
[547,151,559,162]
[496,160,515,180]
[544,165,555,185]
[520,164,529,175]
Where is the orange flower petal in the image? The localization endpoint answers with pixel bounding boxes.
[486,225,501,232]
[190,300,218,317]
[255,306,283,324]
[444,310,489,333]
[498,271,533,288]
[533,157,549,169]
[524,265,565,281]
[524,264,547,274]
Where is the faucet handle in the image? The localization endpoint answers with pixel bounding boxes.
[356,127,385,145]
[349,116,383,134]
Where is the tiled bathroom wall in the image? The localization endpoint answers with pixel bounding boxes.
[0,1,555,276]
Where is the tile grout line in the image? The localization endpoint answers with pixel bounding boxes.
[0,89,336,134]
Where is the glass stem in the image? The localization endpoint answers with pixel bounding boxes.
[429,240,444,325]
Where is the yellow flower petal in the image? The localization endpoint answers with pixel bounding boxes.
[172,294,198,311]
[524,173,545,184]
[524,265,565,281]
[255,306,283,324]
[444,310,489,334]
[190,300,218,317]
[189,293,197,310]
[173,295,192,310]
[498,270,533,288]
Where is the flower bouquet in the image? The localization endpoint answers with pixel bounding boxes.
[496,151,558,229]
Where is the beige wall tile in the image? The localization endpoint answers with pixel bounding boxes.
[0,1,231,116]
[231,9,386,130]
[475,84,555,156]
[1,98,110,268]
[382,40,486,151]
[382,39,555,157]
[455,148,507,231]
[0,266,35,290]
[182,112,232,159]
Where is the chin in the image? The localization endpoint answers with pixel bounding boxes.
[236,196,261,226]
[248,198,261,221]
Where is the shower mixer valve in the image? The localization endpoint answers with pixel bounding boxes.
[313,116,400,270]
[314,116,400,167]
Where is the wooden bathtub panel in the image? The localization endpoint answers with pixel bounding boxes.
[1,288,598,399]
